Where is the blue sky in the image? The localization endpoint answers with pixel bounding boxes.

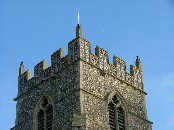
[1,0,174,130]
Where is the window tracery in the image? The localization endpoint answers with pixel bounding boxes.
[108,95,126,130]
[36,98,53,130]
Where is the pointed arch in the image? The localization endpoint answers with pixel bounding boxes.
[105,90,129,130]
[33,96,53,130]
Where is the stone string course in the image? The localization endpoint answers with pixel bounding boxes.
[11,25,152,130]
[17,38,143,97]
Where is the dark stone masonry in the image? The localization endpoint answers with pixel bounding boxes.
[11,24,152,130]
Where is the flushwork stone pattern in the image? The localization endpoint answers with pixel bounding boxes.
[11,24,152,130]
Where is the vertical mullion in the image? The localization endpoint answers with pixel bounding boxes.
[115,107,119,130]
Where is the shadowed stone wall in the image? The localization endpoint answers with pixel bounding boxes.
[11,24,152,130]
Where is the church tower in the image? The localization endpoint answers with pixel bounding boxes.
[11,24,152,130]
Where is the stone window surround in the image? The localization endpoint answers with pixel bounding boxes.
[33,96,54,130]
[106,91,129,130]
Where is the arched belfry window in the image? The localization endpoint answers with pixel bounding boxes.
[36,98,53,130]
[108,95,126,130]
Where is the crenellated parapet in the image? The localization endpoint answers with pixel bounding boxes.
[12,24,152,130]
[79,40,143,90]
[79,43,144,91]
[17,24,144,96]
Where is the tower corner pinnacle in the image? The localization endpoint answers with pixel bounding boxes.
[135,56,142,71]
[76,24,83,38]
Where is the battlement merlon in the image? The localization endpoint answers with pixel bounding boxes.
[18,62,31,79]
[18,62,31,87]
[19,61,25,76]
[34,60,46,77]
[113,55,126,70]
[95,46,109,62]
[17,24,145,96]
[51,48,64,64]
[51,48,64,72]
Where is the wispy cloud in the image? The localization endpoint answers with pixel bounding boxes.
[166,113,174,130]
[153,72,174,97]
[150,72,174,130]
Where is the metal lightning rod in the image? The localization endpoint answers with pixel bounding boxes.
[77,11,80,24]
